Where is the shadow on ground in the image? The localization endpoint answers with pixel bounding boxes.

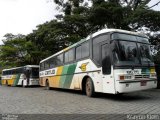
[44,87,152,101]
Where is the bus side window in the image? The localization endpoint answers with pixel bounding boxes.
[101,43,111,75]
[9,70,12,75]
[65,51,69,63]
[68,49,74,62]
[92,34,109,66]
[40,63,44,71]
[81,41,89,58]
[76,45,81,60]
[44,60,50,70]
[50,57,55,68]
[57,54,63,66]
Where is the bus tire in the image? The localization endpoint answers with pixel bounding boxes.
[46,80,50,90]
[85,78,95,97]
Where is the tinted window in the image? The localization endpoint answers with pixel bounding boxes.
[113,41,139,65]
[68,49,74,62]
[49,57,56,68]
[138,43,154,64]
[45,60,50,69]
[112,33,149,43]
[57,54,63,65]
[112,33,136,41]
[65,51,69,63]
[15,68,23,74]
[93,34,109,65]
[12,70,16,74]
[16,69,20,74]
[81,42,89,58]
[40,63,44,71]
[31,68,39,77]
[8,70,12,75]
[65,49,74,63]
[102,43,111,74]
[76,46,81,60]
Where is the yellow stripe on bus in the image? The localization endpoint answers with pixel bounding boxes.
[1,80,6,85]
[8,79,14,85]
[48,66,63,88]
[54,66,63,87]
[57,66,63,75]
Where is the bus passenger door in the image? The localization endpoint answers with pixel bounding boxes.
[101,43,115,94]
[24,69,31,86]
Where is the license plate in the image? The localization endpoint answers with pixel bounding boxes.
[141,81,147,86]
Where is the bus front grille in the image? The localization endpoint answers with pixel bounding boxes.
[135,75,150,79]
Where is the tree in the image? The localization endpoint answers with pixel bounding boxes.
[53,0,160,63]
[1,0,160,68]
[0,34,41,67]
[26,20,69,59]
[0,34,27,67]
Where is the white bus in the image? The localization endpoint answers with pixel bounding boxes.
[1,65,39,87]
[39,29,157,97]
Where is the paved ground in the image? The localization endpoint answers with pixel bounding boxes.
[0,85,160,119]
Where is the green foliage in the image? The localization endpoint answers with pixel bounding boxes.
[0,34,26,67]
[1,0,160,68]
[0,34,41,68]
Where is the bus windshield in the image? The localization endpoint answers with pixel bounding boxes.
[31,68,39,77]
[113,41,139,65]
[138,43,154,65]
[112,34,154,66]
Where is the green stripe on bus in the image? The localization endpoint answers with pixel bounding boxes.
[59,63,77,88]
[13,74,20,86]
[63,63,77,88]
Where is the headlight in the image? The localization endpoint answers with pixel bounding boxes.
[150,73,157,78]
[119,75,132,80]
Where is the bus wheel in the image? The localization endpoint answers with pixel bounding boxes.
[85,78,95,97]
[46,80,50,90]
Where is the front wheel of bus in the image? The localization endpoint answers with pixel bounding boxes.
[86,78,95,97]
[46,80,50,90]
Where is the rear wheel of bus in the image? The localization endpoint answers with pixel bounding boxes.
[85,78,95,97]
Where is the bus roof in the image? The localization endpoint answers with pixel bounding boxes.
[87,28,147,40]
[40,28,147,63]
[2,65,39,71]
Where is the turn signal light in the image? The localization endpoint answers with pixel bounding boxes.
[120,75,125,80]
[119,75,132,80]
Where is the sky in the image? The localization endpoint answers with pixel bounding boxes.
[0,0,160,45]
[0,0,57,44]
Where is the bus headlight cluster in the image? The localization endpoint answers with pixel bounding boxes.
[150,73,157,78]
[119,75,133,80]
